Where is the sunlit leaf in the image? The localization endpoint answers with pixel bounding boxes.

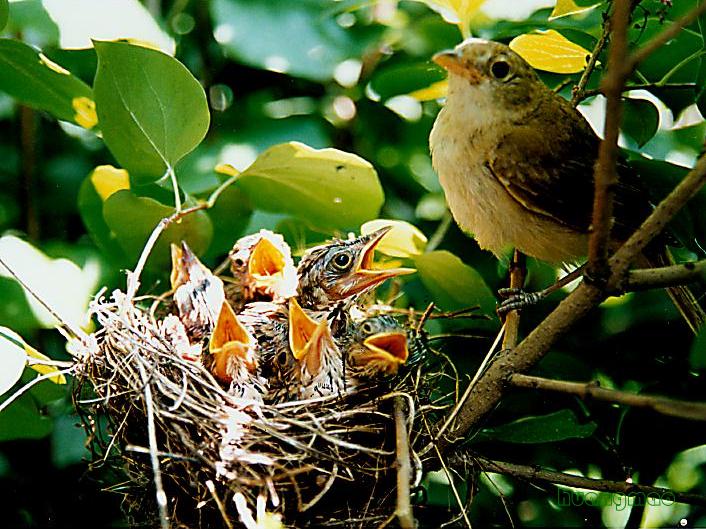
[90,165,130,201]
[415,0,486,37]
[0,328,26,397]
[42,0,174,54]
[414,250,496,314]
[409,80,449,101]
[361,219,427,257]
[509,30,591,73]
[370,63,447,101]
[93,40,210,184]
[0,38,93,125]
[237,142,384,230]
[549,0,597,20]
[476,409,597,444]
[0,236,100,331]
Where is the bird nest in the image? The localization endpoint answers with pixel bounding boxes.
[70,278,457,528]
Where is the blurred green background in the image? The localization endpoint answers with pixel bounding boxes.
[1,0,706,527]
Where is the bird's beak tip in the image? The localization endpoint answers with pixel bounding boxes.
[432,50,459,70]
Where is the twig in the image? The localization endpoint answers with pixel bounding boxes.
[510,374,706,421]
[571,22,610,106]
[206,480,235,529]
[467,456,706,506]
[393,397,414,529]
[587,1,632,279]
[136,360,169,529]
[502,250,526,350]
[623,259,706,291]
[625,1,706,75]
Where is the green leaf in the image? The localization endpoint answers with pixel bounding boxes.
[102,190,213,270]
[0,0,8,32]
[622,98,659,148]
[0,393,53,441]
[210,0,381,82]
[476,409,597,444]
[203,184,253,260]
[413,250,496,314]
[93,41,210,184]
[237,142,384,230]
[5,0,59,48]
[0,38,94,126]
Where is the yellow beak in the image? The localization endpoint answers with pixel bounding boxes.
[288,298,335,375]
[209,301,256,382]
[362,331,409,369]
[248,237,287,280]
[433,50,483,84]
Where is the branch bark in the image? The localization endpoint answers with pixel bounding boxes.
[624,259,706,291]
[394,397,415,529]
[587,1,632,278]
[502,250,526,350]
[510,374,706,421]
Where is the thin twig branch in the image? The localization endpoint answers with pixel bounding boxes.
[587,1,632,279]
[578,82,697,101]
[468,456,706,507]
[623,259,706,291]
[571,22,610,106]
[510,374,706,421]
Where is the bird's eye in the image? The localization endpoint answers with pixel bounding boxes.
[232,258,245,267]
[361,321,374,335]
[331,251,353,271]
[490,60,511,80]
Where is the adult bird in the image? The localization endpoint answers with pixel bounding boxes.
[170,242,225,341]
[430,38,705,331]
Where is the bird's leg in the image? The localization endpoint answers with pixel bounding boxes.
[497,265,585,316]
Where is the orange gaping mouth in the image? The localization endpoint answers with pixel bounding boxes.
[362,332,409,365]
[249,238,286,279]
[354,227,416,279]
[209,301,256,382]
[288,298,334,374]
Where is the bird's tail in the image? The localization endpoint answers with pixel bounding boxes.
[643,249,706,334]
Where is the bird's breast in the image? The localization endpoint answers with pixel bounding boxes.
[430,112,587,263]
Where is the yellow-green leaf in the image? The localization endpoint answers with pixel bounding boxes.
[549,0,597,20]
[415,0,486,37]
[409,80,449,101]
[509,30,591,74]
[361,219,427,258]
[89,165,130,201]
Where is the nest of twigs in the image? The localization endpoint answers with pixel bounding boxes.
[71,286,457,528]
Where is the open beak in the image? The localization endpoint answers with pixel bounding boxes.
[288,298,334,375]
[170,241,208,289]
[361,331,409,373]
[209,301,256,382]
[346,227,416,294]
[433,50,483,84]
[248,237,287,280]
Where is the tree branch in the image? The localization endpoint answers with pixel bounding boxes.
[510,373,706,421]
[587,1,632,279]
[394,397,415,529]
[502,250,526,350]
[623,259,706,291]
[464,456,706,507]
[571,21,610,106]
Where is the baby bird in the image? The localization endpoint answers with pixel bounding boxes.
[296,227,415,310]
[170,242,225,341]
[206,301,264,400]
[227,230,297,309]
[285,297,345,401]
[343,314,409,388]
